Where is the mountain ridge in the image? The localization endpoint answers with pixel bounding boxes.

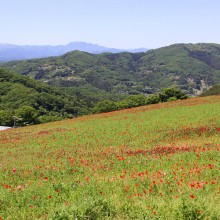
[1,43,220,96]
[0,42,148,62]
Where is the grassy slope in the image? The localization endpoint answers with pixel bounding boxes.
[0,96,220,219]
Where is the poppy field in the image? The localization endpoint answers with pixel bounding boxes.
[0,96,220,219]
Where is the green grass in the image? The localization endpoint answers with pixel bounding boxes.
[0,96,220,219]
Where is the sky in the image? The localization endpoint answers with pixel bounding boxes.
[1,0,220,49]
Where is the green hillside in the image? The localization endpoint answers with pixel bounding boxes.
[0,68,90,126]
[1,43,220,95]
[1,96,220,219]
[137,43,220,94]
[1,68,189,126]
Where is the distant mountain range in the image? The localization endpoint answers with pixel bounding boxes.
[2,43,220,96]
[0,42,148,62]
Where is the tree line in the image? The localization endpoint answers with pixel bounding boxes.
[0,68,189,127]
[93,87,188,113]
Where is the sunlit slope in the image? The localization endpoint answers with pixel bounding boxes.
[0,96,220,219]
[2,43,220,95]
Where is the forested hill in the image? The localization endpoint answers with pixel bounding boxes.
[1,43,220,95]
[0,68,91,126]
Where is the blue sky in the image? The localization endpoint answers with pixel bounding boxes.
[1,0,220,49]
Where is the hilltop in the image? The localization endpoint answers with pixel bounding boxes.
[1,43,220,95]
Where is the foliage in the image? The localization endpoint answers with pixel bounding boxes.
[92,100,118,113]
[201,84,220,96]
[0,110,13,126]
[0,67,188,125]
[145,94,160,104]
[158,87,188,102]
[1,43,220,95]
[145,87,188,105]
[92,88,188,113]
[0,68,89,126]
[15,106,38,125]
[117,94,146,109]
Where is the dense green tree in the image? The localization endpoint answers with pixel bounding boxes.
[124,95,146,107]
[117,94,146,109]
[15,106,38,125]
[34,93,65,111]
[145,94,160,104]
[159,87,188,102]
[93,100,118,113]
[0,110,13,126]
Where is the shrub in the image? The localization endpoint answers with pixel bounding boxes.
[92,100,118,113]
[15,105,38,125]
[0,110,13,126]
[146,94,160,104]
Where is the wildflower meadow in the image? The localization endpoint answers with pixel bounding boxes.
[0,96,220,219]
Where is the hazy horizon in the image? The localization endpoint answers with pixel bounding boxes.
[1,0,220,49]
[1,41,219,51]
[0,41,148,49]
